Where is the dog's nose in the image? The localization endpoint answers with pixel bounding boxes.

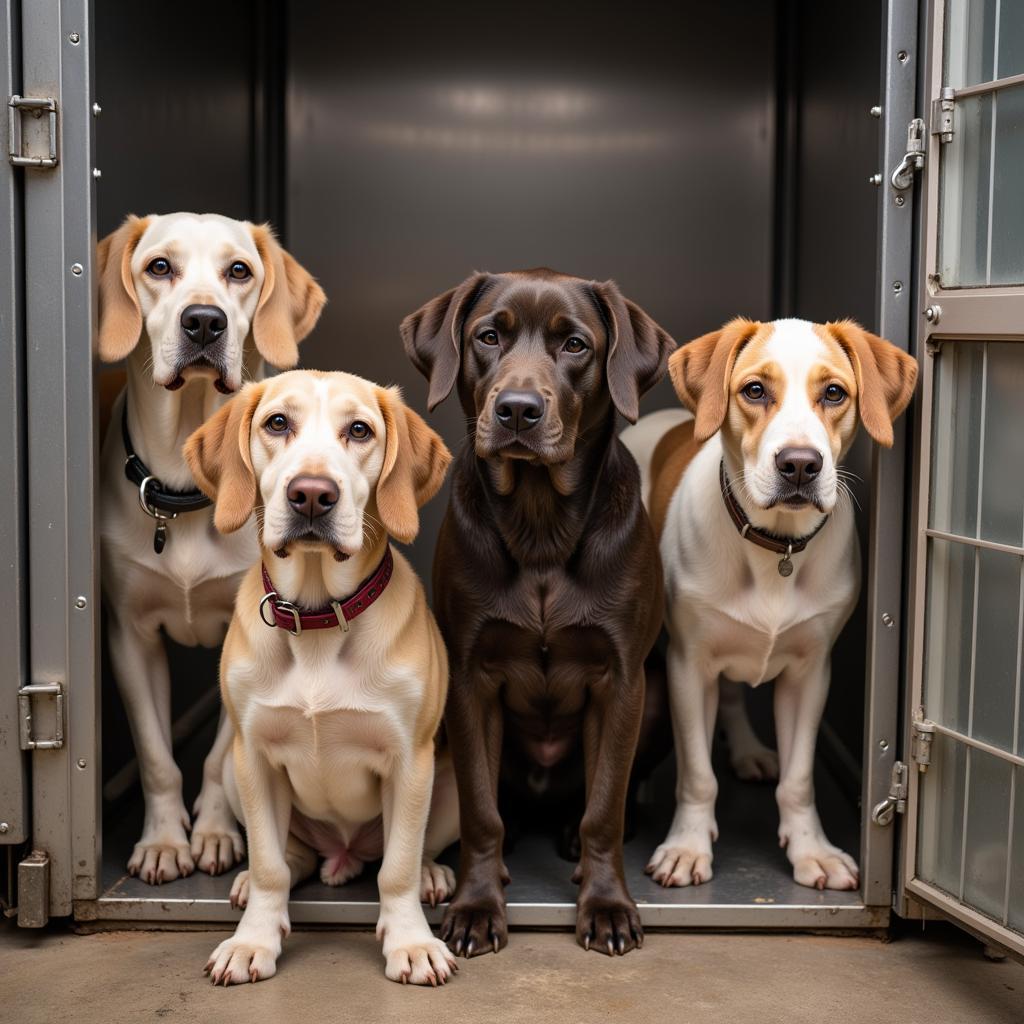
[287,475,339,520]
[180,304,227,348]
[495,389,544,433]
[775,447,823,487]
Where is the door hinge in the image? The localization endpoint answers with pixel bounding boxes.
[871,760,908,827]
[17,850,50,928]
[891,117,926,190]
[931,87,955,144]
[18,681,64,750]
[8,95,59,168]
[911,707,935,771]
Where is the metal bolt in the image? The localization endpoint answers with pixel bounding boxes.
[0,822,8,834]
[924,304,942,324]
[879,739,889,751]
[869,172,883,186]
[869,105,882,118]
[882,612,894,628]
[894,195,906,207]
[92,167,102,179]
[74,595,87,609]
[92,102,102,117]
[892,281,903,294]
[68,31,81,44]
[71,262,83,276]
[897,49,909,63]
[77,758,87,769]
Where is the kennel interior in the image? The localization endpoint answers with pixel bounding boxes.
[9,0,1021,953]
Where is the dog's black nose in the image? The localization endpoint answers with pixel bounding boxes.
[775,447,823,487]
[495,389,544,433]
[287,475,339,520]
[180,304,227,348]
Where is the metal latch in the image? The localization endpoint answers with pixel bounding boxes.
[931,87,955,144]
[891,117,926,190]
[18,682,64,750]
[871,761,908,827]
[911,707,935,771]
[8,95,59,168]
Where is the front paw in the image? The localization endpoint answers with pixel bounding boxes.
[576,888,643,956]
[440,893,507,957]
[782,830,859,891]
[420,860,456,907]
[645,823,715,888]
[385,937,457,986]
[205,935,280,986]
[128,811,194,884]
[190,809,245,877]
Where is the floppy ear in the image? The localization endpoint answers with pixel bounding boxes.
[591,280,675,424]
[183,381,267,534]
[668,317,760,442]
[826,320,918,447]
[250,224,327,368]
[400,272,491,411]
[374,386,452,544]
[96,215,151,362]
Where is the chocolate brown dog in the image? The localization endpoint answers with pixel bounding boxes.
[402,269,674,957]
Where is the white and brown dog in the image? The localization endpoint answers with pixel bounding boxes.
[622,318,917,891]
[97,213,325,883]
[185,371,459,986]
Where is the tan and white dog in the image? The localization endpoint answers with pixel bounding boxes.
[98,213,325,883]
[622,318,917,891]
[184,371,459,986]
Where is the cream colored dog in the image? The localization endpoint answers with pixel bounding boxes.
[98,213,325,883]
[185,371,459,986]
[622,318,917,891]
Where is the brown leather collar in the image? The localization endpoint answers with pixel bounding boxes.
[259,547,394,635]
[719,461,828,577]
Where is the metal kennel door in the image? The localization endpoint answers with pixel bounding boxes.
[901,0,1024,958]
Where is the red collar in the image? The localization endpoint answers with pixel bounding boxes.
[259,547,394,636]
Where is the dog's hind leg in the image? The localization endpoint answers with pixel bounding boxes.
[108,610,194,884]
[230,833,316,910]
[191,706,245,876]
[420,751,459,907]
[719,680,779,782]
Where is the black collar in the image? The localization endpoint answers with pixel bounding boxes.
[719,460,828,577]
[123,404,212,554]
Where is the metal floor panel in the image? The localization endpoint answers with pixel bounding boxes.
[85,753,880,929]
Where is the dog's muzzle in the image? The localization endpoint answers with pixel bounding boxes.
[166,304,233,393]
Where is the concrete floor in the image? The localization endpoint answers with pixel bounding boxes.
[1,923,1021,1024]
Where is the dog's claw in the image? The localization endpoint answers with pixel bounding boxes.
[583,934,591,951]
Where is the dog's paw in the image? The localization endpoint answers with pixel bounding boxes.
[320,850,364,887]
[440,895,507,957]
[576,892,643,956]
[205,935,279,986]
[127,828,195,885]
[384,937,457,986]
[420,861,456,907]
[190,813,245,877]
[783,835,860,891]
[229,870,250,909]
[731,743,780,782]
[645,831,715,888]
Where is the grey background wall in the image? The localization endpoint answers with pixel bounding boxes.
[94,0,881,796]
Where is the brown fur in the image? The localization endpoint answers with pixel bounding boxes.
[648,420,701,541]
[96,215,152,361]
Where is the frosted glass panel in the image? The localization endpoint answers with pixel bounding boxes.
[962,748,1012,920]
[945,0,1024,87]
[980,343,1024,546]
[1010,770,1023,931]
[918,733,966,897]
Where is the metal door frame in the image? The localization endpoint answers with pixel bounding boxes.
[900,0,1024,958]
[19,0,100,917]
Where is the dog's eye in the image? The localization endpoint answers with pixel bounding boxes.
[477,329,499,346]
[741,381,766,402]
[562,336,588,354]
[228,261,252,281]
[348,420,373,441]
[824,383,848,404]
[265,413,289,434]
[146,257,171,278]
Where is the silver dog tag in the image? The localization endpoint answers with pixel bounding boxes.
[778,543,794,577]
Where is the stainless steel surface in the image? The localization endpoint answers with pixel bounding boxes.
[286,0,778,589]
[0,0,28,847]
[17,849,50,927]
[21,0,100,915]
[17,682,64,750]
[890,116,927,188]
[7,95,58,167]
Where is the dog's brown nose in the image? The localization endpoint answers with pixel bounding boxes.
[287,475,339,520]
[775,447,823,487]
[180,304,227,348]
[495,389,544,433]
